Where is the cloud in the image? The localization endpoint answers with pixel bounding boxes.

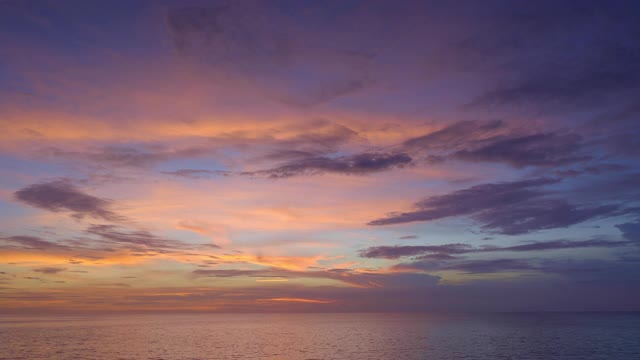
[0,235,71,251]
[418,258,535,274]
[45,145,212,168]
[162,169,228,179]
[454,132,588,167]
[165,3,375,108]
[368,177,629,234]
[33,267,66,274]
[14,180,124,222]
[193,266,440,289]
[473,44,640,110]
[617,220,640,243]
[360,244,472,259]
[404,120,505,151]
[474,199,623,235]
[368,177,555,226]
[403,121,589,168]
[266,122,359,156]
[392,258,535,274]
[85,224,195,251]
[360,238,632,259]
[555,163,628,178]
[192,269,263,278]
[466,2,640,111]
[245,152,412,178]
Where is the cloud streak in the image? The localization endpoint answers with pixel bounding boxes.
[360,238,632,259]
[245,152,412,178]
[368,177,630,234]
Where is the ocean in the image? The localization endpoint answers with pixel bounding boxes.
[1,312,639,359]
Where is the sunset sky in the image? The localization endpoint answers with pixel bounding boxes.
[1,0,639,313]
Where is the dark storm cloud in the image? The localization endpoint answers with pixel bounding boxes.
[368,177,629,234]
[360,238,632,259]
[454,133,589,167]
[14,180,124,222]
[33,267,66,274]
[245,152,412,178]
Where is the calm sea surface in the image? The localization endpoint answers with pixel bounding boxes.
[1,312,639,359]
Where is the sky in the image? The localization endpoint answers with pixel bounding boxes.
[1,0,639,313]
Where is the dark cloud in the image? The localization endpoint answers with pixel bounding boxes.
[33,267,66,274]
[403,121,590,168]
[398,235,418,240]
[245,152,412,178]
[393,258,535,274]
[555,163,628,178]
[368,177,630,234]
[361,238,631,259]
[0,235,71,251]
[467,1,640,111]
[454,133,588,167]
[474,199,623,235]
[496,238,631,252]
[617,220,640,243]
[368,178,556,226]
[360,244,471,259]
[14,180,124,222]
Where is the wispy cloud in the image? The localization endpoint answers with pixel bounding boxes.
[360,238,632,259]
[244,152,412,178]
[368,177,629,234]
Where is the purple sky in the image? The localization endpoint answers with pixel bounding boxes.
[1,0,639,313]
